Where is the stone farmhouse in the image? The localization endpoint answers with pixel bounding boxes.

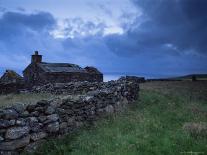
[23,51,103,86]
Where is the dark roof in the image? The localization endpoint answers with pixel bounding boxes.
[38,62,87,73]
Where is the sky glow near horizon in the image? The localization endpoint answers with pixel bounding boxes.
[0,0,207,79]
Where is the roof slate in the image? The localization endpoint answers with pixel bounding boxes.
[38,63,87,73]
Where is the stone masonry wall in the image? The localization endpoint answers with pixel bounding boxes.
[0,78,139,154]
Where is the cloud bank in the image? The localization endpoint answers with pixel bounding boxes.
[0,0,206,78]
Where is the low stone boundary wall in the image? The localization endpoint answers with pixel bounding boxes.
[31,81,103,95]
[0,79,139,154]
[0,83,25,94]
[31,76,144,95]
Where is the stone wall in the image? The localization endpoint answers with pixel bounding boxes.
[0,83,25,94]
[0,79,139,154]
[31,76,143,95]
[32,81,104,95]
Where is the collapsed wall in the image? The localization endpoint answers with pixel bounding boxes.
[0,78,139,154]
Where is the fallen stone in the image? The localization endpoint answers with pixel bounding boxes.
[5,126,30,140]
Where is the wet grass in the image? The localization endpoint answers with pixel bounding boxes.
[30,81,207,155]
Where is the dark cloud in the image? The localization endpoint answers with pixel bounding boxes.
[0,11,60,71]
[0,11,56,40]
[105,0,207,56]
[0,3,206,78]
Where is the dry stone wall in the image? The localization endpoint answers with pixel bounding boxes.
[0,78,139,154]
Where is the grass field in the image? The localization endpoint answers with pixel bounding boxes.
[0,93,59,108]
[26,81,207,155]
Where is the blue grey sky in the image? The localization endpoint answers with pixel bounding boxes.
[0,0,207,79]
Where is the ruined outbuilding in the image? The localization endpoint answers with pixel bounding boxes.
[0,70,23,84]
[23,51,103,86]
[0,70,24,94]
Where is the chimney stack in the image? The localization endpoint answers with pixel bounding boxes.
[31,51,42,63]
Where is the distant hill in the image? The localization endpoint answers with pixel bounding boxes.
[148,74,207,81]
[172,74,207,81]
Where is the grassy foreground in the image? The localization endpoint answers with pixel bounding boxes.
[30,82,207,155]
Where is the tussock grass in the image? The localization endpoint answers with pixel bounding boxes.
[30,82,207,155]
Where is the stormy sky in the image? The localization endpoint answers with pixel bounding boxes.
[0,0,207,79]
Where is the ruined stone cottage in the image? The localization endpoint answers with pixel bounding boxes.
[0,70,24,94]
[0,70,23,84]
[23,51,103,86]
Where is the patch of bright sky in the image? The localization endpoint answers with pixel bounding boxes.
[0,0,140,38]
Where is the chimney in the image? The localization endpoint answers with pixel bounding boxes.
[31,51,42,63]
